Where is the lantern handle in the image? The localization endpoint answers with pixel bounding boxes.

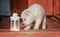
[13,8,18,13]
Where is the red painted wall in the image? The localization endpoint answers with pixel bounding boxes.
[10,0,60,16]
[10,0,28,14]
[54,0,60,15]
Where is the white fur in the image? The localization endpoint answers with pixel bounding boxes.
[21,4,46,30]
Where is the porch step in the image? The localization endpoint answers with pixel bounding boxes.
[0,29,60,37]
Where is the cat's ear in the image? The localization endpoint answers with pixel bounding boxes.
[22,9,31,16]
[24,10,31,16]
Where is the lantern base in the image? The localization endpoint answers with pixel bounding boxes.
[10,28,20,31]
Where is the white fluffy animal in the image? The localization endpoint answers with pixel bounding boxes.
[21,4,46,30]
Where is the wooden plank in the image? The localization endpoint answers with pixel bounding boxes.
[54,0,59,15]
[0,30,60,37]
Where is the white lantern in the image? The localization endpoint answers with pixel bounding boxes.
[10,13,20,31]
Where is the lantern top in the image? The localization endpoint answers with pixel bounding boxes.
[10,13,20,20]
[12,13,18,17]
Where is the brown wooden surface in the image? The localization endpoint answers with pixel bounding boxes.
[0,29,60,37]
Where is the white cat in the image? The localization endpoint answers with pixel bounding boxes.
[21,4,46,30]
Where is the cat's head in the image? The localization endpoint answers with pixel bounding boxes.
[21,9,33,25]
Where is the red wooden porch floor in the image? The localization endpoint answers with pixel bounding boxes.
[0,29,60,37]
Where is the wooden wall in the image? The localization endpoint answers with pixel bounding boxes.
[54,0,60,15]
[10,0,28,14]
[10,0,60,16]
